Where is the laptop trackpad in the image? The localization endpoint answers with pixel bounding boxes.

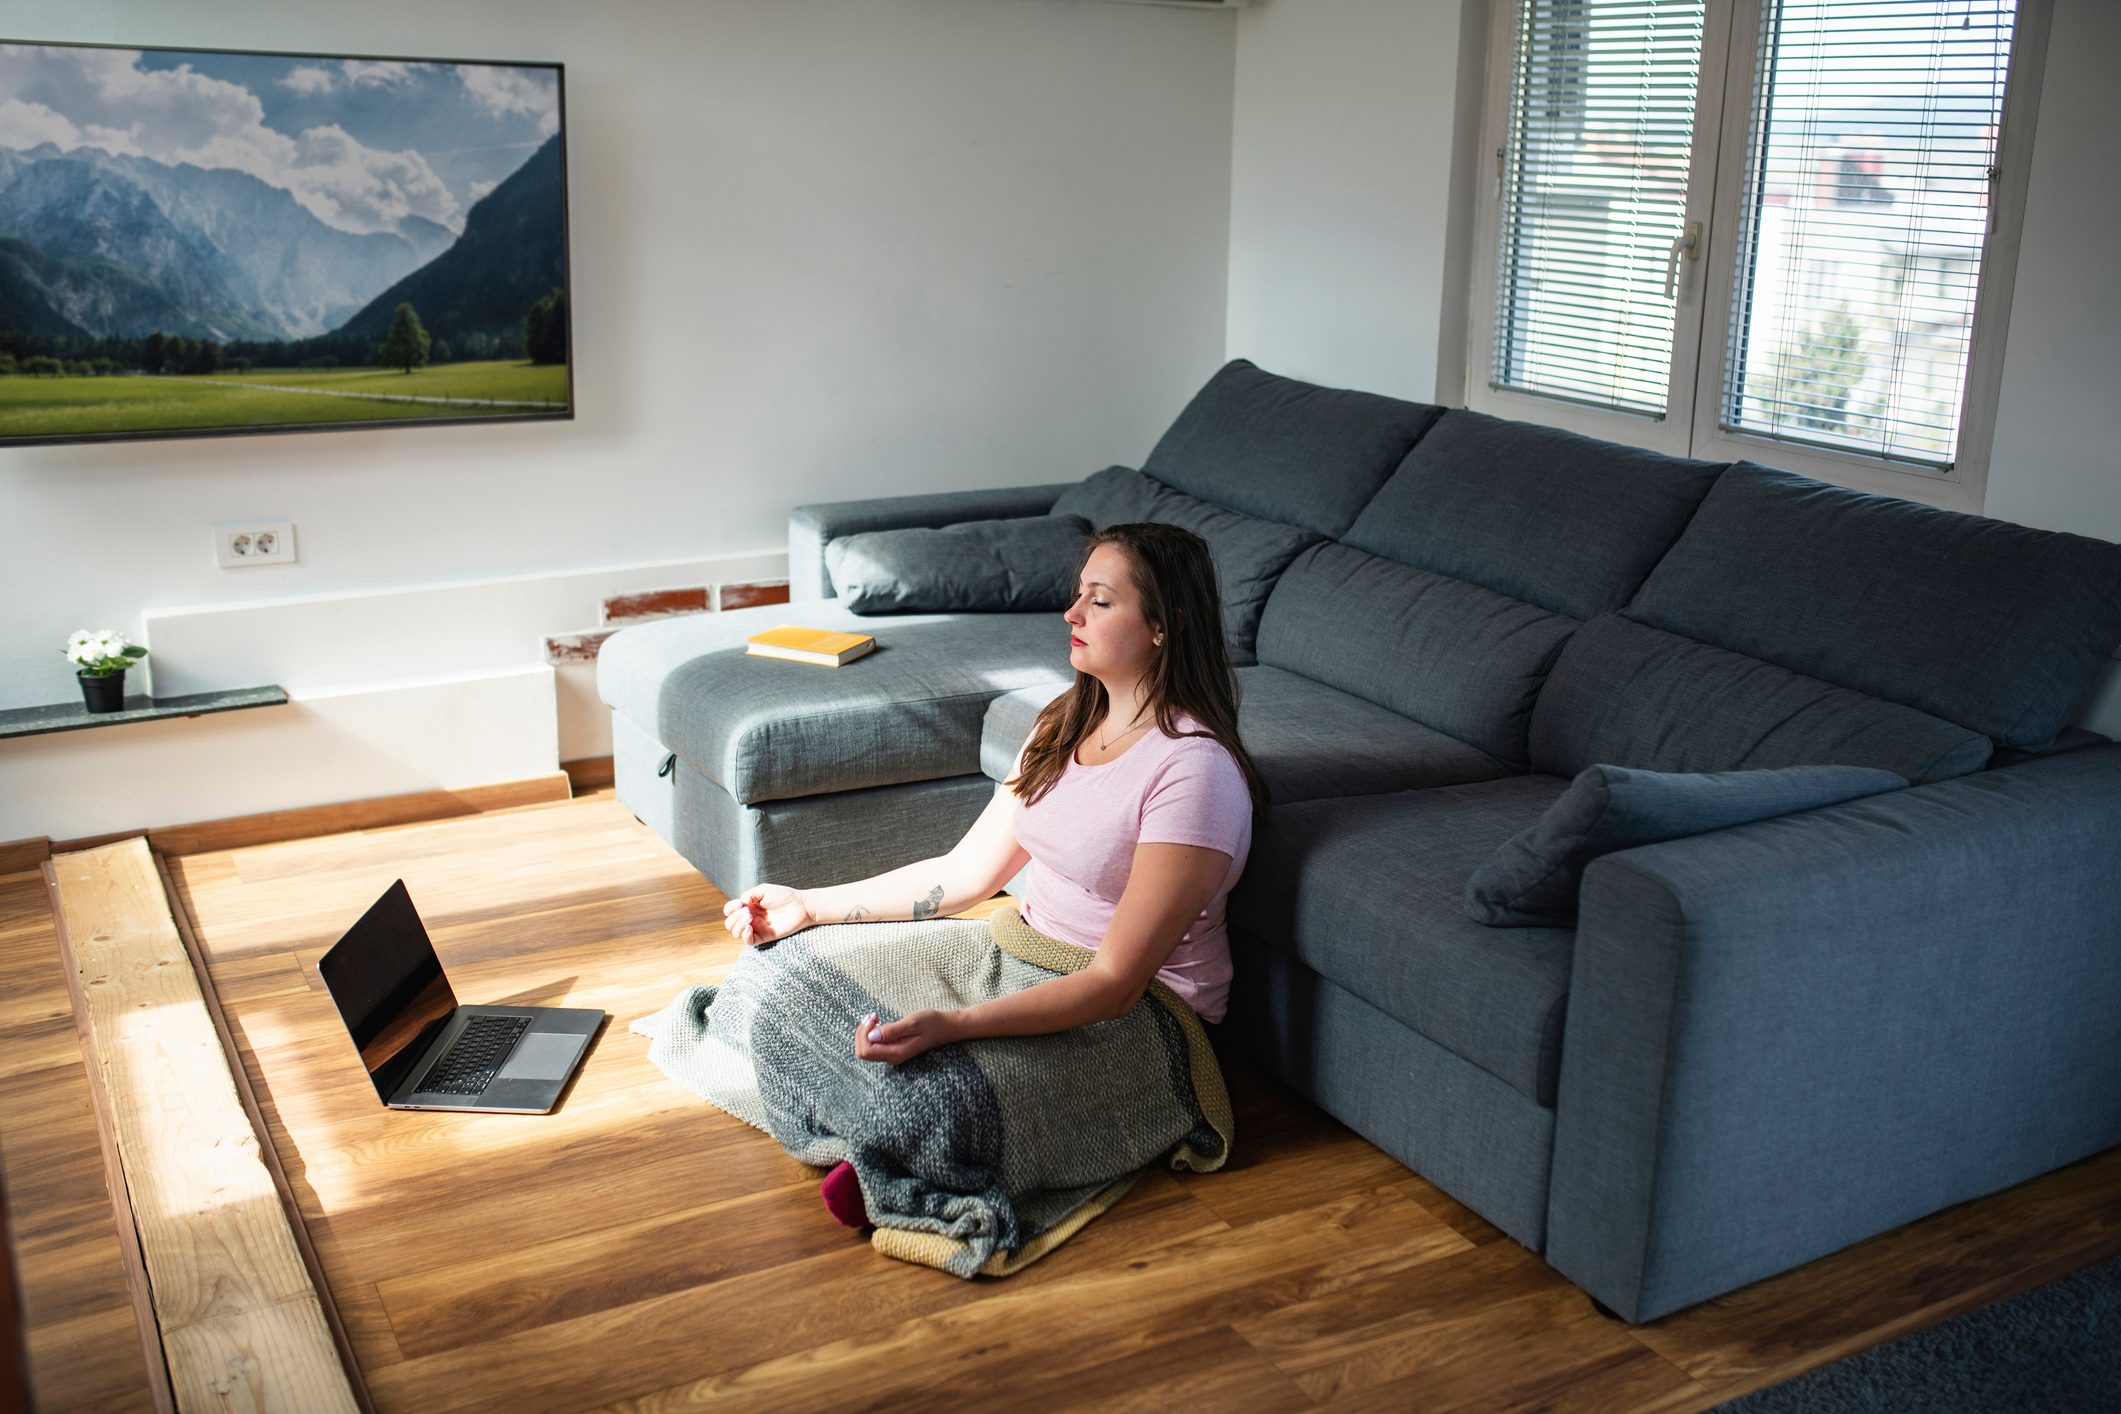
[498,1030,587,1081]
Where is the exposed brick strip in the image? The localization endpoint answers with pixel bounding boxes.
[554,578,789,666]
[544,628,619,664]
[719,579,790,611]
[601,586,710,626]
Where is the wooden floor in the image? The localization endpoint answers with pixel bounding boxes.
[5,789,2119,1411]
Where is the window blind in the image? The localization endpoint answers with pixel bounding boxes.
[1493,0,1707,416]
[1722,0,2016,468]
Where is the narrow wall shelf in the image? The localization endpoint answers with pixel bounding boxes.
[0,686,289,741]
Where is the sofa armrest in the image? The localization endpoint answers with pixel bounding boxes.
[788,482,1078,602]
[1545,745,2121,1323]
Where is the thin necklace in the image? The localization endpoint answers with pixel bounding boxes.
[1098,706,1153,751]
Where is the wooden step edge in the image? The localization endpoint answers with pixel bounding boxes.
[46,839,365,1414]
[42,854,174,1414]
[154,849,375,1414]
[49,771,573,860]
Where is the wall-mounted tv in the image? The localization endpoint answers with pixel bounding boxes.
[0,39,571,449]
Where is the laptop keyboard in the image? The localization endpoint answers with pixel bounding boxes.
[418,1014,532,1095]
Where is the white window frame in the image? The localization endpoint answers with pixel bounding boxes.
[1464,0,2052,514]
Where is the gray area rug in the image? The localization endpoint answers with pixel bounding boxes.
[1710,1251,2121,1411]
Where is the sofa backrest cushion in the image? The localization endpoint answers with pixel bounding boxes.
[1051,464,1160,527]
[1141,359,1446,538]
[1342,411,1726,621]
[1051,466,1322,666]
[1255,542,1575,770]
[1529,614,1993,784]
[1627,462,2121,748]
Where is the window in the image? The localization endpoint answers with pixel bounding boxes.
[1492,1,1709,420]
[1467,0,2050,511]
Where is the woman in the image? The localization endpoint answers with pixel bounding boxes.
[721,521,1269,1064]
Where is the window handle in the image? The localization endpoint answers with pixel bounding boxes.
[1664,220,1703,300]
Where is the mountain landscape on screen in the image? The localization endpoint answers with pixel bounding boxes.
[0,42,572,444]
[0,143,454,341]
[332,135,565,352]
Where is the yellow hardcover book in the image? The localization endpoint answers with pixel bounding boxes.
[744,625,876,667]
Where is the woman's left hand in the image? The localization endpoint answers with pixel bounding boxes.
[855,1009,956,1066]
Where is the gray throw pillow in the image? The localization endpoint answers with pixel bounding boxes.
[1463,763,1909,927]
[826,514,1093,614]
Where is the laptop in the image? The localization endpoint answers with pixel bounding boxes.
[318,879,604,1113]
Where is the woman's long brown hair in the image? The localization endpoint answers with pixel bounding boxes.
[1009,522,1269,812]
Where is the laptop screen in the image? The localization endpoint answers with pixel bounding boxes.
[317,880,458,1101]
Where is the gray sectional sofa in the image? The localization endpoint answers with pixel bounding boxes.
[598,359,2121,1323]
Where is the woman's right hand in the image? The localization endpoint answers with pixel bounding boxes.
[722,883,816,946]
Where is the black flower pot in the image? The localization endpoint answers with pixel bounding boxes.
[79,671,128,714]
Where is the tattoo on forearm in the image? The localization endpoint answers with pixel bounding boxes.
[842,904,872,922]
[911,884,943,921]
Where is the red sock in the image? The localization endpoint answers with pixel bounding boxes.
[819,1160,867,1229]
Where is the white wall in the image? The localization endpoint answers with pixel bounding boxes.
[1981,0,2121,737]
[1980,0,2121,542]
[1225,0,1474,403]
[0,0,1238,838]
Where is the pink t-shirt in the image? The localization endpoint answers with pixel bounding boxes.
[1011,713,1253,1022]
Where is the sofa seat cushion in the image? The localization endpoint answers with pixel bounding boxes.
[1343,410,1726,621]
[979,666,1511,805]
[1235,666,1516,804]
[1530,613,1993,785]
[1626,461,2121,748]
[980,684,1063,782]
[1142,359,1446,538]
[1233,776,1578,1106]
[599,601,1073,805]
[1256,542,1577,770]
[1052,467,1322,665]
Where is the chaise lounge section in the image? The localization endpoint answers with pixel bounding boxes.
[599,359,2121,1322]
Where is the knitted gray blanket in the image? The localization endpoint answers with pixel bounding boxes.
[632,903,1232,1277]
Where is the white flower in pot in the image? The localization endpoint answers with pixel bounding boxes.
[64,629,148,677]
[62,629,148,713]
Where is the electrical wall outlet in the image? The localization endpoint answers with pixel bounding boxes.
[215,520,297,569]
